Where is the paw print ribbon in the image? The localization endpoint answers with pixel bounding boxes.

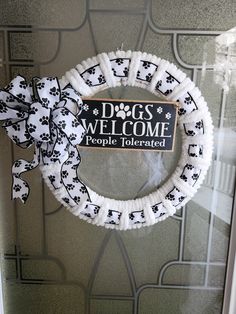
[0,75,90,205]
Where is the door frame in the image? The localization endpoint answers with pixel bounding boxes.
[222,184,236,314]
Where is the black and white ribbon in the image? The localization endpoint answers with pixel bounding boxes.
[0,75,90,204]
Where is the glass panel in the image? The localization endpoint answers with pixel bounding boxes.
[0,1,235,313]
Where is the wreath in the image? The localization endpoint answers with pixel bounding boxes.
[0,51,213,230]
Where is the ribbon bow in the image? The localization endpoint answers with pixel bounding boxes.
[0,75,90,205]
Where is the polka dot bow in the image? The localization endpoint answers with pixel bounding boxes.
[0,75,90,204]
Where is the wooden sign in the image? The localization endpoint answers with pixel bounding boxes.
[78,98,178,151]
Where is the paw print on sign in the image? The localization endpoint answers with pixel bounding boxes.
[93,108,99,116]
[165,112,172,120]
[115,103,131,120]
[157,107,163,114]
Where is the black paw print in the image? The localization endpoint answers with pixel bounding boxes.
[53,150,60,158]
[146,73,152,82]
[143,61,151,69]
[72,177,79,183]
[24,131,31,140]
[98,74,105,84]
[13,184,21,192]
[69,133,77,141]
[48,175,55,183]
[58,120,66,129]
[129,213,135,220]
[16,111,25,119]
[178,108,186,116]
[189,153,197,157]
[186,164,194,170]
[0,102,7,113]
[156,80,162,89]
[136,70,140,78]
[5,82,14,90]
[6,95,15,103]
[166,193,175,201]
[84,213,91,218]
[62,197,70,204]
[72,120,79,128]
[108,210,113,217]
[41,98,50,108]
[57,137,63,145]
[152,204,159,213]
[195,121,203,129]
[39,116,49,125]
[19,80,27,89]
[28,123,36,133]
[22,193,28,202]
[192,173,199,180]
[94,207,99,215]
[14,160,22,168]
[74,196,81,203]
[37,82,45,89]
[24,164,34,171]
[141,211,145,219]
[88,67,96,75]
[80,186,87,194]
[112,68,117,76]
[108,220,116,225]
[67,184,75,190]
[40,133,50,141]
[164,89,172,96]
[186,130,195,136]
[12,135,19,143]
[61,109,69,116]
[115,58,124,65]
[123,67,128,76]
[199,147,203,155]
[49,86,59,96]
[16,93,26,101]
[29,107,38,115]
[166,75,174,83]
[62,170,69,178]
[85,79,92,87]
[178,196,185,203]
[184,96,192,105]
[46,77,55,81]
[69,151,75,158]
[12,124,21,131]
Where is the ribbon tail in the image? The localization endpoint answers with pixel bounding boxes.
[61,144,90,206]
[11,145,40,203]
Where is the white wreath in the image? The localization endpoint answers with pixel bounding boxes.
[0,51,213,230]
[40,51,213,230]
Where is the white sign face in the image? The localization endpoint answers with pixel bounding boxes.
[78,98,178,151]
